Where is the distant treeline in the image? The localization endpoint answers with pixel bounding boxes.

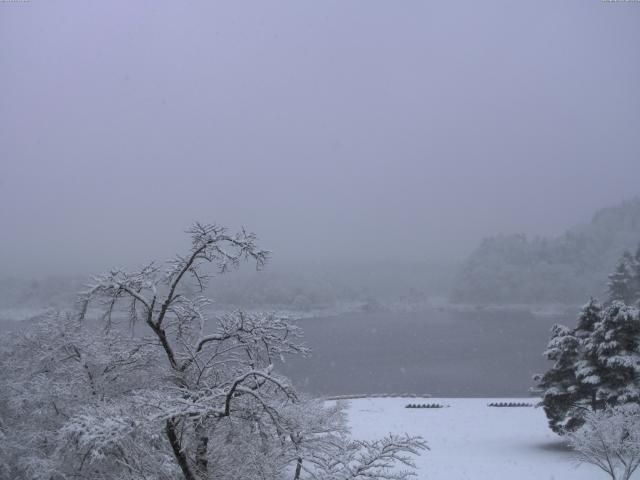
[0,260,457,313]
[0,276,85,311]
[452,198,640,304]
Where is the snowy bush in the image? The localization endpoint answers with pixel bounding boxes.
[568,404,640,480]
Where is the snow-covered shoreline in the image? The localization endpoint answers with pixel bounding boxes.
[0,297,580,326]
[346,397,599,480]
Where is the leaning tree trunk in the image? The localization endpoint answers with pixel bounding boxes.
[166,418,198,480]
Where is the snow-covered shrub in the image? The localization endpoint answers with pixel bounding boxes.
[568,404,640,480]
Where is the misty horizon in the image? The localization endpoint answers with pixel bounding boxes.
[2,1,640,277]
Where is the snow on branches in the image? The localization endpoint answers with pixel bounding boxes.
[537,294,640,434]
[307,433,428,480]
[1,223,427,480]
[569,404,640,480]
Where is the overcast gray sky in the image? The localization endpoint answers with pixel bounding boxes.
[1,1,640,276]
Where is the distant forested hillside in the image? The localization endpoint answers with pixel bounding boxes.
[452,198,640,304]
[0,261,457,314]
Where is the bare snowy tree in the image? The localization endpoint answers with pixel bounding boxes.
[0,223,427,480]
[307,433,427,480]
[74,223,304,480]
[568,405,640,480]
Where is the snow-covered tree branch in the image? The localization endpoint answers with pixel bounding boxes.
[1,223,427,480]
[568,405,640,480]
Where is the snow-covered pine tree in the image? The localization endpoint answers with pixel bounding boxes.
[607,252,635,305]
[536,324,583,433]
[538,296,640,435]
[574,298,603,338]
[586,301,640,407]
[606,245,640,306]
[537,298,602,434]
[574,299,606,412]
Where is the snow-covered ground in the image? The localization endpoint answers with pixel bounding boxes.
[347,397,602,480]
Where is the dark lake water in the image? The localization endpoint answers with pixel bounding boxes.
[278,308,573,397]
[1,307,574,397]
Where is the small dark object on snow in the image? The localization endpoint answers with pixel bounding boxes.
[487,401,533,408]
[405,403,446,409]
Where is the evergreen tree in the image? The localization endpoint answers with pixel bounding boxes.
[536,324,583,433]
[574,298,607,411]
[538,301,604,433]
[574,298,602,336]
[574,299,606,412]
[539,250,640,435]
[538,298,640,434]
[607,253,634,305]
[606,246,640,306]
[587,302,640,407]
